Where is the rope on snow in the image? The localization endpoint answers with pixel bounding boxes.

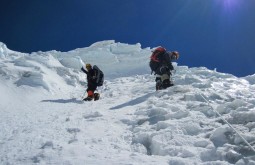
[199,93,255,153]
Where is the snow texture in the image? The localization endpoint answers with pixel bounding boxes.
[1,40,255,165]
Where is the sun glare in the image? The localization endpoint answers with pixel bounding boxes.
[223,0,239,8]
[216,0,242,14]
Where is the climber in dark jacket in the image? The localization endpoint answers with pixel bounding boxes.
[149,46,179,90]
[81,63,99,101]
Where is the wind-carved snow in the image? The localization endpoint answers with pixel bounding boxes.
[1,40,255,165]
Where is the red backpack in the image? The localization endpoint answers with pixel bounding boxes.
[149,47,167,72]
[150,47,166,62]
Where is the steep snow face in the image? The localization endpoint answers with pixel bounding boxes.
[1,41,255,165]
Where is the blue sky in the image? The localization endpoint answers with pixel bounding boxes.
[1,0,255,77]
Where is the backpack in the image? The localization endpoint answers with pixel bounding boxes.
[93,65,104,86]
[149,47,167,72]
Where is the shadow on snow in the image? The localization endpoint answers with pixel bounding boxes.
[41,98,83,104]
[110,92,154,110]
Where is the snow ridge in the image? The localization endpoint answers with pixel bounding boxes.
[1,41,255,165]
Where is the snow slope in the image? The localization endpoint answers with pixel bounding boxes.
[1,41,255,165]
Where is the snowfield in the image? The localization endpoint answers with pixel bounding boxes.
[1,41,255,165]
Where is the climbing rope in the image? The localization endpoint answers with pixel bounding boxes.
[199,93,255,152]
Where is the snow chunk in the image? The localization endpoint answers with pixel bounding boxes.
[210,126,233,147]
[132,133,152,155]
[0,42,8,58]
[15,71,49,90]
[110,42,142,54]
[89,40,115,48]
[131,143,148,154]
[168,110,189,119]
[216,99,248,115]
[244,74,255,85]
[182,121,202,136]
[194,140,210,148]
[168,158,186,165]
[229,110,255,124]
[59,56,84,69]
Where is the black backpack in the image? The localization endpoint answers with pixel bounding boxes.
[93,65,104,86]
